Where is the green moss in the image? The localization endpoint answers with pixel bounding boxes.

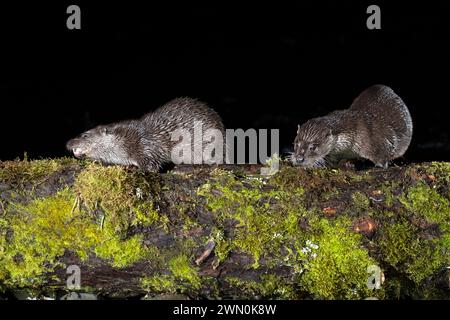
[198,173,306,268]
[378,219,448,284]
[395,182,449,284]
[351,191,370,213]
[141,274,178,294]
[2,159,448,298]
[140,249,204,294]
[346,170,365,182]
[257,274,296,299]
[423,162,450,184]
[198,171,383,299]
[269,166,312,194]
[210,228,230,263]
[0,157,77,184]
[169,254,201,289]
[73,163,161,234]
[0,188,149,287]
[94,234,147,268]
[270,166,354,209]
[225,274,297,299]
[399,182,450,231]
[380,181,399,207]
[298,218,377,299]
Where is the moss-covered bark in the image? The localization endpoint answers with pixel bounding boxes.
[0,159,449,299]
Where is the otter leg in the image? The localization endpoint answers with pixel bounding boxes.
[123,164,139,171]
[137,157,162,172]
[374,161,389,169]
[337,159,357,170]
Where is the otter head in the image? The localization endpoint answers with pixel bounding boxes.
[66,124,134,165]
[292,119,334,167]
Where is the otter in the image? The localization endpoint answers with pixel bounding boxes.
[66,97,226,172]
[291,85,413,168]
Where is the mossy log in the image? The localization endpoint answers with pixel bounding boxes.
[0,159,449,299]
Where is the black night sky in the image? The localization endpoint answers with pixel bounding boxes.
[0,1,449,162]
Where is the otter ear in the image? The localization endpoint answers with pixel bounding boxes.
[325,128,332,137]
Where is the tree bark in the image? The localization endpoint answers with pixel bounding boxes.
[0,159,449,299]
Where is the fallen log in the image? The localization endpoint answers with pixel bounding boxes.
[0,159,449,299]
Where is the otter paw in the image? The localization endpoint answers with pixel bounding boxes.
[337,159,357,170]
[374,161,389,169]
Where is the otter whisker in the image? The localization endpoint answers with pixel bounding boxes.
[313,158,326,168]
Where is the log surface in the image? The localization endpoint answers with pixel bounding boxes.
[0,159,449,299]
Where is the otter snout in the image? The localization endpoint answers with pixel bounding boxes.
[296,156,305,163]
[72,148,86,158]
[66,139,87,159]
[291,154,305,166]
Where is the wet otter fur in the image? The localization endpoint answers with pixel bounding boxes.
[66,97,226,172]
[291,85,413,168]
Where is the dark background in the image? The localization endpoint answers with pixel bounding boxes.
[0,1,449,162]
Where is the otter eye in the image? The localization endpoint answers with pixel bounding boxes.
[81,133,89,138]
[309,144,317,151]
